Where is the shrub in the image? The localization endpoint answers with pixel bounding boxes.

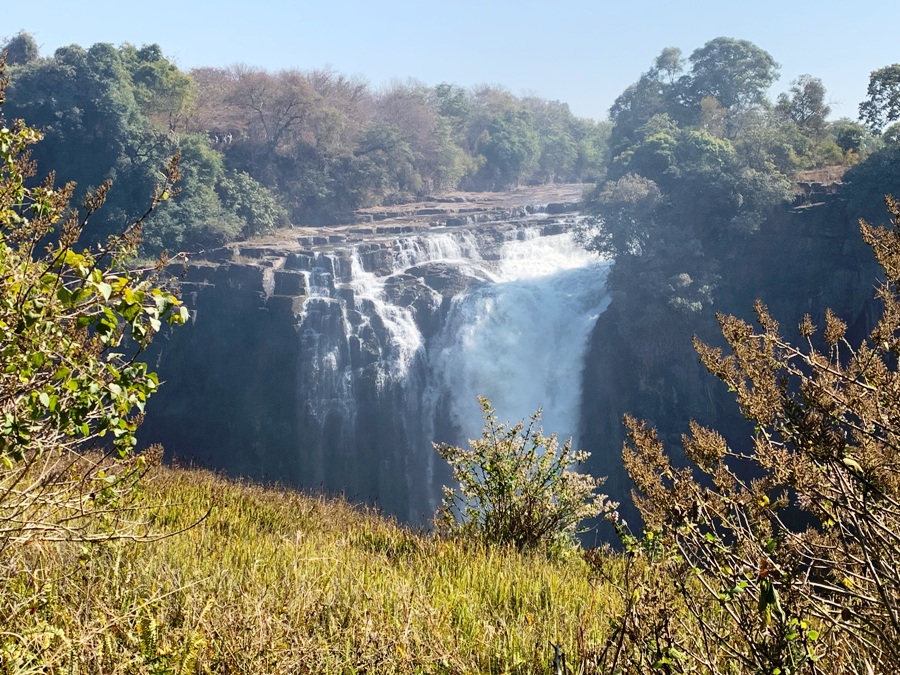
[0,57,186,550]
[435,396,615,554]
[610,197,900,673]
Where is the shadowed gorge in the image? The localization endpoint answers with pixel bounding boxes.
[140,186,612,523]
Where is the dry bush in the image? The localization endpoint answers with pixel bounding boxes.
[606,197,900,673]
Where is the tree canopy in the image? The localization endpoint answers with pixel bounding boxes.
[584,37,861,317]
[0,34,609,252]
[859,64,900,132]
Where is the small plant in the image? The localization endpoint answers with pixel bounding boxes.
[435,396,615,554]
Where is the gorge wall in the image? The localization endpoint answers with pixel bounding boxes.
[140,184,879,533]
[139,186,607,524]
[580,194,882,528]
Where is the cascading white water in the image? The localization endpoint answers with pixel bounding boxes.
[348,249,426,385]
[393,229,483,269]
[430,231,612,447]
[291,222,611,521]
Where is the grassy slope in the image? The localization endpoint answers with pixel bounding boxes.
[0,465,623,674]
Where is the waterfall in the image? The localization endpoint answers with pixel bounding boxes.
[257,221,611,522]
[429,231,612,447]
[289,223,612,521]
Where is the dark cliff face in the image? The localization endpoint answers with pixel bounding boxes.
[579,198,881,527]
[141,264,305,483]
[141,246,454,523]
[139,218,572,524]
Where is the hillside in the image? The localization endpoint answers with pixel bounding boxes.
[2,463,621,673]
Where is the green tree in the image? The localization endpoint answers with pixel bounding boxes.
[217,169,289,237]
[572,119,611,182]
[0,61,187,548]
[122,43,196,132]
[859,64,900,132]
[476,110,540,189]
[775,74,831,139]
[608,72,672,158]
[524,97,580,183]
[4,42,174,245]
[2,31,39,66]
[833,118,873,155]
[677,37,779,114]
[584,173,662,258]
[143,133,241,253]
[435,397,614,555]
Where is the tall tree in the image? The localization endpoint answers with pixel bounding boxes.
[4,42,172,244]
[2,30,39,65]
[122,43,195,132]
[677,37,779,113]
[775,74,830,138]
[476,109,540,190]
[859,64,900,132]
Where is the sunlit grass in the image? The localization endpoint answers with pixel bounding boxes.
[0,464,624,673]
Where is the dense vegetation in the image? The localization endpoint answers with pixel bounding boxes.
[0,57,186,555]
[581,37,882,312]
[0,30,609,257]
[576,37,900,674]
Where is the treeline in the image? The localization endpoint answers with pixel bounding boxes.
[582,37,883,310]
[0,31,609,255]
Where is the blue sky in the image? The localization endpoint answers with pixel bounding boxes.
[11,1,899,122]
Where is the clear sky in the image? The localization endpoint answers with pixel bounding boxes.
[10,0,899,122]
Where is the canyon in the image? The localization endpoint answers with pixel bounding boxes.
[140,184,607,524]
[140,182,879,532]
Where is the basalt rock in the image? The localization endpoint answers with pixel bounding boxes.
[579,198,880,529]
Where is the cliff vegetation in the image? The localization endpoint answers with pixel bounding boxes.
[0,30,610,258]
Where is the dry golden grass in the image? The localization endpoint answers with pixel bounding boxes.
[0,464,623,674]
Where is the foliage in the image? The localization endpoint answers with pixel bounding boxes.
[2,31,38,66]
[3,40,178,246]
[583,172,662,257]
[217,169,288,238]
[475,110,540,189]
[435,396,615,555]
[122,43,195,132]
[859,64,900,132]
[677,37,780,114]
[776,74,831,139]
[586,38,813,319]
[613,197,900,673]
[0,33,608,246]
[0,59,187,550]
